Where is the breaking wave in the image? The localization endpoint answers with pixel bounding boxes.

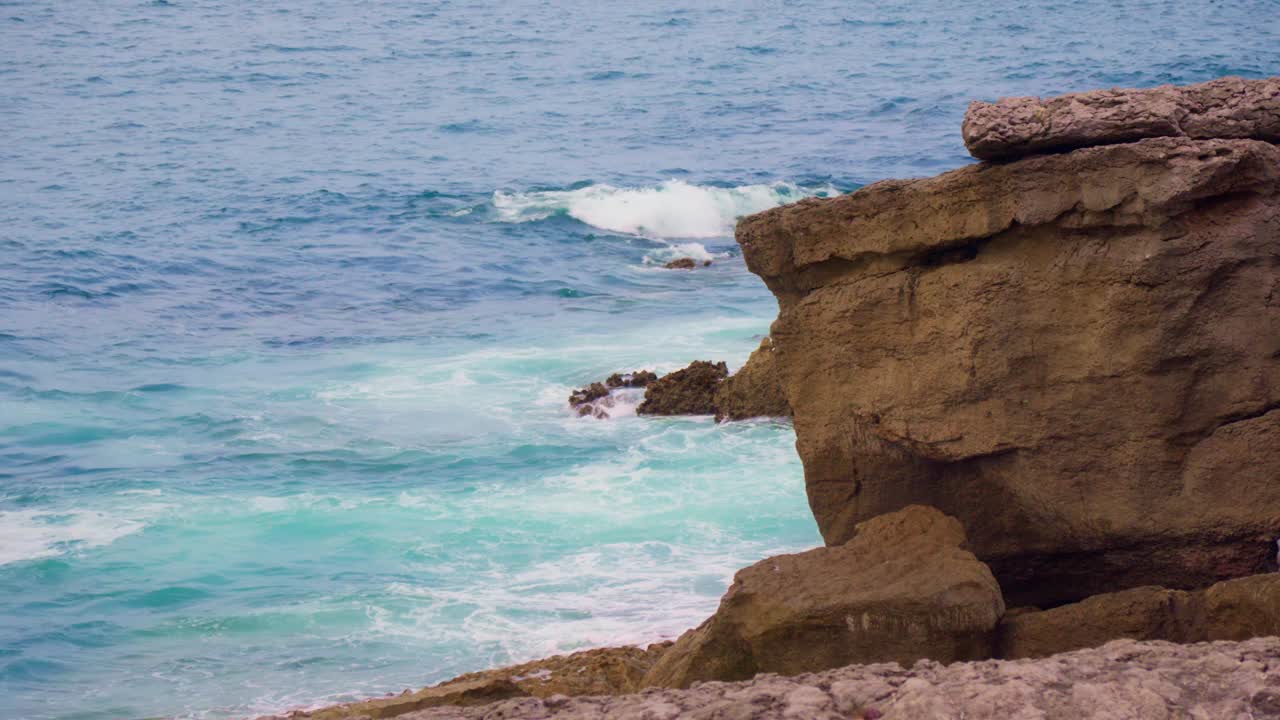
[491,180,840,239]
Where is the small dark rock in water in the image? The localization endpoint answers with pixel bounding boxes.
[568,382,609,407]
[637,360,728,415]
[663,258,697,269]
[577,403,610,419]
[606,370,658,388]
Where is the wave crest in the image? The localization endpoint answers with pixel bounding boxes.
[491,180,839,239]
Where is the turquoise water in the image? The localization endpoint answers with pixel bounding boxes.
[2,1,1277,718]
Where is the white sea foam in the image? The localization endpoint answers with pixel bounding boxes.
[0,509,146,566]
[491,180,839,239]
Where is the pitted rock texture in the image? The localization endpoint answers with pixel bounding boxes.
[998,572,1280,659]
[640,506,1004,689]
[738,132,1280,607]
[389,638,1280,720]
[714,337,792,422]
[636,360,728,416]
[962,76,1280,161]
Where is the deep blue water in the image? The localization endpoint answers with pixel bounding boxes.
[2,1,1277,718]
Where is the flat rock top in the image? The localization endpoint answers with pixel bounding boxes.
[397,637,1280,719]
[963,75,1280,161]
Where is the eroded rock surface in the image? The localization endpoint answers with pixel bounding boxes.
[389,638,1280,720]
[264,644,672,720]
[636,360,728,416]
[998,573,1280,659]
[963,76,1280,160]
[739,126,1280,606]
[714,337,792,422]
[641,506,1004,689]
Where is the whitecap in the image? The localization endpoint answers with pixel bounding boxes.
[491,180,839,239]
[0,509,146,566]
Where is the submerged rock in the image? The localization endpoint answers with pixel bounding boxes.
[567,382,609,407]
[663,257,698,269]
[713,337,791,422]
[962,75,1280,160]
[738,78,1280,606]
[641,506,1004,689]
[999,572,1280,659]
[569,372,656,419]
[636,360,728,416]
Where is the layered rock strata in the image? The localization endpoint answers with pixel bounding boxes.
[641,506,1004,689]
[739,84,1280,606]
[962,76,1280,160]
[999,572,1280,659]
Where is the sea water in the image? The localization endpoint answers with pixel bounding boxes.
[2,1,1276,718]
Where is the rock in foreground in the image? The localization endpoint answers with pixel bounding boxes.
[641,506,1004,689]
[388,638,1280,720]
[963,75,1280,160]
[740,118,1280,607]
[264,644,672,720]
[999,572,1280,659]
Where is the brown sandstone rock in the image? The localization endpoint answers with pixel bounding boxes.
[998,587,1198,659]
[962,75,1280,161]
[737,132,1280,606]
[714,337,792,422]
[636,360,728,415]
[276,677,526,720]
[266,644,672,720]
[640,506,1004,689]
[998,573,1280,659]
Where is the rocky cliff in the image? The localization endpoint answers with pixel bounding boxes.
[739,76,1280,606]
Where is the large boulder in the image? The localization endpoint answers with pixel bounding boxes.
[738,108,1280,606]
[641,505,1004,689]
[998,573,1280,659]
[636,360,728,415]
[714,337,793,422]
[962,76,1280,161]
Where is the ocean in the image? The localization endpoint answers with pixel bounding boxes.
[2,1,1276,717]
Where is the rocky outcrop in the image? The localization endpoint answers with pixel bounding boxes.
[999,572,1280,659]
[265,644,672,720]
[569,370,656,419]
[641,506,1004,689]
[963,76,1280,161]
[573,357,790,422]
[739,79,1280,606]
[636,360,728,415]
[384,638,1280,720]
[274,677,525,720]
[605,370,657,389]
[663,258,711,269]
[714,337,792,422]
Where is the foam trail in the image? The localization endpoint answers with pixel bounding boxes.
[0,509,145,566]
[491,180,839,239]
